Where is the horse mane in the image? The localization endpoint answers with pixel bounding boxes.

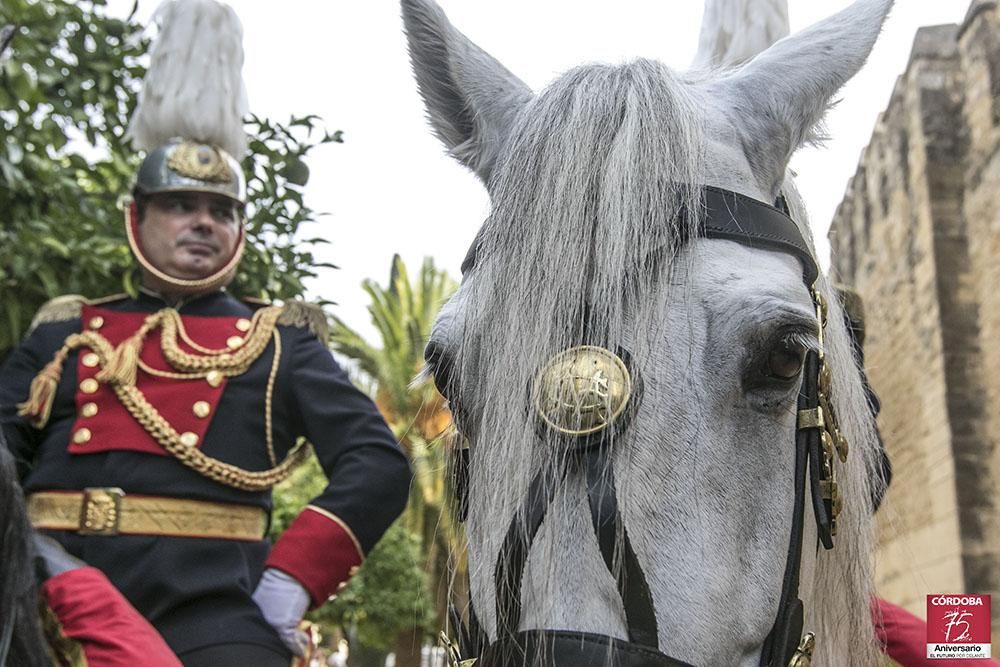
[448,59,881,664]
[0,436,50,667]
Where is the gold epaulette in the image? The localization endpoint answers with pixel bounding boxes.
[277,300,330,342]
[26,293,128,336]
[27,295,86,335]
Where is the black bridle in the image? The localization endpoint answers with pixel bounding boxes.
[443,186,842,667]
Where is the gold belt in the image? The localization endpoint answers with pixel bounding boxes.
[27,488,268,541]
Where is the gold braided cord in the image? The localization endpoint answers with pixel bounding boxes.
[264,329,281,467]
[114,380,310,491]
[159,306,282,369]
[31,317,306,491]
[136,359,205,380]
[171,305,275,356]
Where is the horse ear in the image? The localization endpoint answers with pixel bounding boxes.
[713,0,893,195]
[401,0,533,184]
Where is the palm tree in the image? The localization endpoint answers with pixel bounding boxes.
[331,254,461,666]
[331,254,454,449]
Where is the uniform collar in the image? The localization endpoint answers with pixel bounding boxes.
[136,287,234,313]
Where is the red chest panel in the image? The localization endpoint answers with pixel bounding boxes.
[68,305,250,457]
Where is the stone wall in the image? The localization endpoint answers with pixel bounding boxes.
[958,0,1000,605]
[827,0,1000,633]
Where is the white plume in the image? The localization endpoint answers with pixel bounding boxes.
[692,0,790,69]
[126,0,248,157]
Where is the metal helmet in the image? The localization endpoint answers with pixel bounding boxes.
[134,138,247,206]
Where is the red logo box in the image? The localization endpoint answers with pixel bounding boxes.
[927,594,991,659]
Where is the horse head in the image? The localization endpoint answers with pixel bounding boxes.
[405,1,892,664]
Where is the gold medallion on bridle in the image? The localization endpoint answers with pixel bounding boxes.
[534,345,632,437]
[167,141,234,183]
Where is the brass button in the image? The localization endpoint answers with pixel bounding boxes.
[81,402,99,418]
[235,318,252,332]
[73,428,92,444]
[88,316,104,330]
[80,378,99,394]
[192,401,211,418]
[348,565,360,577]
[206,370,224,388]
[179,432,199,447]
[226,336,244,349]
[81,352,100,368]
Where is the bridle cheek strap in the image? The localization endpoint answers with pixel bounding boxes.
[759,350,820,667]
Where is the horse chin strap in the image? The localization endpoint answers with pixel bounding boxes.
[443,186,849,667]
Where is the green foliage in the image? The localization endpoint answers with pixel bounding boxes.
[0,0,146,354]
[0,0,340,358]
[326,521,436,651]
[236,114,342,303]
[268,450,326,541]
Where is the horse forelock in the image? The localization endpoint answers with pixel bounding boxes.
[453,58,709,641]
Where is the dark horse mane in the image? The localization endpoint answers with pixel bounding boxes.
[0,431,49,667]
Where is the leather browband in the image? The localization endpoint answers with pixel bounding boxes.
[700,186,818,286]
[460,185,819,286]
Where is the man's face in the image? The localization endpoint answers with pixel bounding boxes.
[138,191,242,280]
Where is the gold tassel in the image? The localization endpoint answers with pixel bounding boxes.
[17,347,70,428]
[98,334,142,387]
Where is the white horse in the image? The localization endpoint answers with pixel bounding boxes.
[404,1,892,664]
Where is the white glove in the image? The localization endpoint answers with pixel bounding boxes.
[33,533,86,578]
[251,568,311,657]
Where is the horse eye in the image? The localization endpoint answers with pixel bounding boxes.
[766,338,806,380]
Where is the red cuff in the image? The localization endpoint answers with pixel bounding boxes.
[42,567,181,667]
[266,506,364,608]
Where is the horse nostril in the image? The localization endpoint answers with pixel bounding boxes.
[424,341,453,393]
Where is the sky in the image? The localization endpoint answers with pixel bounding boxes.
[106,0,971,343]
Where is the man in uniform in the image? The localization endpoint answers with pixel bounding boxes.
[0,2,410,664]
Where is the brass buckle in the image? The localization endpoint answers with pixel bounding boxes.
[788,631,815,667]
[79,487,125,535]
